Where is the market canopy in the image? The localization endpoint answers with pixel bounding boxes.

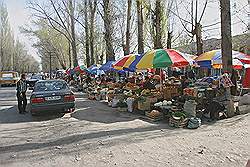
[136,49,195,69]
[196,50,250,68]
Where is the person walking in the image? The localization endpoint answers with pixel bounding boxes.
[16,74,28,114]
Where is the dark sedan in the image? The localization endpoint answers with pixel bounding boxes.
[30,80,75,116]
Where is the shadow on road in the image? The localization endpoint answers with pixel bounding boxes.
[72,99,142,124]
[0,105,65,124]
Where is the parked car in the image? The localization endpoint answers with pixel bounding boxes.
[0,71,19,87]
[27,75,44,88]
[30,80,75,116]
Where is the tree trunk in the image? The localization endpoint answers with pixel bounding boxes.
[195,23,203,55]
[84,0,90,67]
[68,41,72,68]
[154,0,163,49]
[69,0,78,67]
[136,0,144,54]
[167,31,172,49]
[220,0,232,72]
[125,0,132,55]
[89,0,97,65]
[103,0,115,62]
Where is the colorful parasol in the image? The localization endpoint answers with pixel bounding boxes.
[113,54,139,70]
[196,50,250,68]
[212,59,244,70]
[136,49,195,69]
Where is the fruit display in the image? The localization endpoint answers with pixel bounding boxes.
[124,83,140,90]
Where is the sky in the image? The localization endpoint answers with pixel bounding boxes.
[3,0,249,62]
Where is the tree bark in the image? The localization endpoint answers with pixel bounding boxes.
[167,31,172,49]
[84,0,90,67]
[69,0,78,67]
[154,0,163,49]
[103,0,115,62]
[195,23,203,55]
[89,0,97,65]
[136,0,144,54]
[220,0,232,72]
[125,0,132,55]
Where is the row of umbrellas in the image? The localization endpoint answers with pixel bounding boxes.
[67,49,250,75]
[113,49,250,71]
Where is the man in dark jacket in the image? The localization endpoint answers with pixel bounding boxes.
[16,74,28,114]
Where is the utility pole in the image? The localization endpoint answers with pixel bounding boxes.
[220,0,233,73]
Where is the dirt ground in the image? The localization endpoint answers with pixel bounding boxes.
[0,87,249,167]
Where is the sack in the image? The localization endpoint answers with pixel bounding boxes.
[187,117,201,129]
[126,98,135,112]
[112,98,119,108]
[183,100,197,117]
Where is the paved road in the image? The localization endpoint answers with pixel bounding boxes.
[0,87,249,167]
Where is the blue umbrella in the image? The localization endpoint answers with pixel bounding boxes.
[99,61,115,72]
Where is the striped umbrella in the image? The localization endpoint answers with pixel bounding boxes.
[196,49,250,68]
[113,54,140,71]
[136,49,194,69]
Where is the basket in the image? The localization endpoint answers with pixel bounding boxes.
[145,111,164,121]
[169,117,188,128]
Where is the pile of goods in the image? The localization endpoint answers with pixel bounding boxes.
[145,110,164,121]
[169,112,188,128]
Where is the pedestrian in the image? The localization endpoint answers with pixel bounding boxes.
[16,73,28,114]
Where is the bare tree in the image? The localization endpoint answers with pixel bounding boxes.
[28,0,79,67]
[102,0,115,61]
[136,0,144,54]
[89,0,97,64]
[124,0,132,55]
[84,0,90,67]
[220,0,232,72]
[173,0,209,55]
[68,0,78,67]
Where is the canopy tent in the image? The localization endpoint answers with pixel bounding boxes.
[242,67,250,88]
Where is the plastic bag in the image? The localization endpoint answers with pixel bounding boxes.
[187,117,201,129]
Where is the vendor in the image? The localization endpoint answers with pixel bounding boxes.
[153,75,162,89]
[143,76,155,89]
[180,75,190,90]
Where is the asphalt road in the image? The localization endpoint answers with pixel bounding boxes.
[0,87,249,167]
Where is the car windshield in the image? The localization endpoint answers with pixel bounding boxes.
[2,73,13,78]
[31,75,42,80]
[34,81,69,92]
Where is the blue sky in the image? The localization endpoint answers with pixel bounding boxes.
[3,0,249,62]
